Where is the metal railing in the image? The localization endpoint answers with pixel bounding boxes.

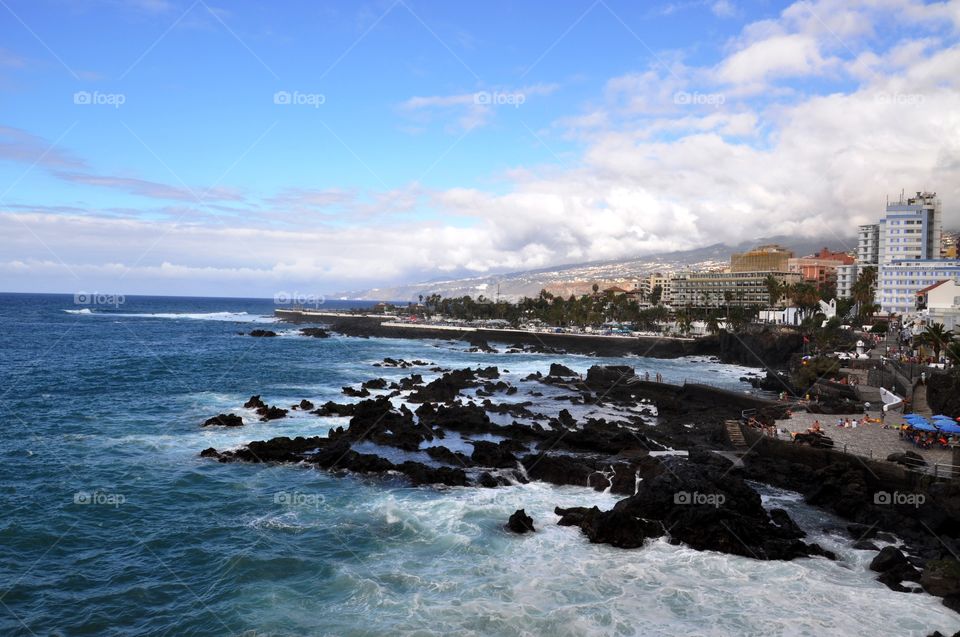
[829,439,960,478]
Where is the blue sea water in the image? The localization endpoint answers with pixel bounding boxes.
[0,293,957,636]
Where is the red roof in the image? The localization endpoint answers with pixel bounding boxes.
[915,280,950,296]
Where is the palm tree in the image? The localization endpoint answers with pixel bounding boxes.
[675,310,693,336]
[788,282,821,319]
[764,274,783,307]
[918,322,954,360]
[851,266,877,317]
[945,341,960,370]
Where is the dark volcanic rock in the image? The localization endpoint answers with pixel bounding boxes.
[249,329,278,337]
[396,461,469,486]
[549,363,578,377]
[299,327,330,338]
[584,365,636,395]
[336,396,431,451]
[887,451,927,467]
[871,546,922,591]
[296,399,314,410]
[408,368,482,403]
[557,459,835,560]
[258,406,288,421]
[202,413,243,427]
[521,454,595,487]
[415,402,495,434]
[362,378,389,390]
[310,401,356,417]
[470,440,518,468]
[425,445,473,467]
[506,509,535,534]
[244,395,266,409]
[921,559,960,598]
[342,386,371,398]
[466,336,498,353]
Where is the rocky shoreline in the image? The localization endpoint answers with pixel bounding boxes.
[281,314,804,367]
[197,356,960,622]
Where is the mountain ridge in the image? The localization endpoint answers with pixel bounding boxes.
[336,235,857,302]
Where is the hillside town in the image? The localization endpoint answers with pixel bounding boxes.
[355,191,959,345]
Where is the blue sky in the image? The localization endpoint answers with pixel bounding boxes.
[2,0,960,296]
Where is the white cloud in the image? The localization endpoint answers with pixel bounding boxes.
[717,34,833,86]
[5,0,960,296]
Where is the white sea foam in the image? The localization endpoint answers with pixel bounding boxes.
[63,310,277,323]
[277,481,960,636]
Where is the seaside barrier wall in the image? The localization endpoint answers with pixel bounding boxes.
[740,423,956,484]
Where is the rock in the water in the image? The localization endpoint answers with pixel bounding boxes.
[249,329,278,337]
[244,395,266,409]
[470,440,518,468]
[549,363,578,377]
[506,509,535,534]
[362,378,389,390]
[870,546,921,591]
[556,459,835,560]
[258,406,288,421]
[202,413,243,427]
[921,559,960,598]
[299,327,330,338]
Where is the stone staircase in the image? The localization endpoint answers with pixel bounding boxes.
[725,420,749,452]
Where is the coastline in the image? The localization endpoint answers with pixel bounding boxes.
[275,309,803,365]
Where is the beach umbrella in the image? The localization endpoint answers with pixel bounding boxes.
[938,422,960,435]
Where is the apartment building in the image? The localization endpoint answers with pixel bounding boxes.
[671,271,800,308]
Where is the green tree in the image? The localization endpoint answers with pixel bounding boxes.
[650,284,663,306]
[851,266,877,317]
[764,274,784,307]
[918,322,954,360]
[788,282,821,317]
[945,341,960,369]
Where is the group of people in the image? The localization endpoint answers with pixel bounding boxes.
[899,425,953,450]
[643,371,663,383]
[745,416,778,438]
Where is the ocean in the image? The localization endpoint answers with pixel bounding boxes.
[0,292,957,636]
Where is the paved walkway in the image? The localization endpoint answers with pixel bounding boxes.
[776,410,957,470]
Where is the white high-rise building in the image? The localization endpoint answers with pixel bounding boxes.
[836,264,858,299]
[878,191,942,264]
[875,191,952,314]
[858,224,880,265]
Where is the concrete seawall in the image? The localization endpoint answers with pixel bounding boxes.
[276,310,701,358]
